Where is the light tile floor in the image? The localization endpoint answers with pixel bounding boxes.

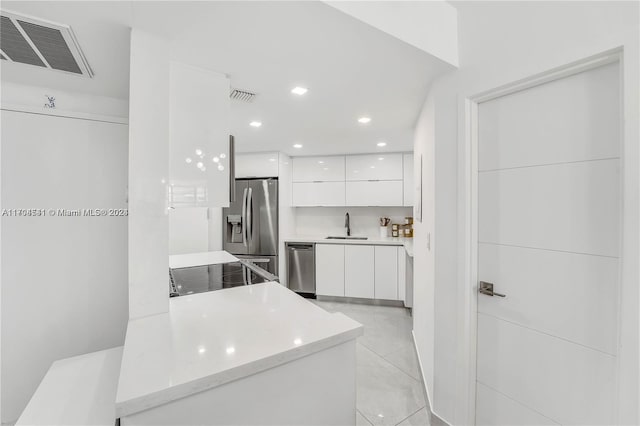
[313,300,430,426]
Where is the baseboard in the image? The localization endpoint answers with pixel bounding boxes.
[411,331,452,426]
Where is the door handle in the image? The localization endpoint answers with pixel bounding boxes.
[246,187,253,248]
[229,135,236,203]
[241,187,248,247]
[479,281,506,297]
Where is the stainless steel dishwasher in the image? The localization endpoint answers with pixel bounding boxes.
[286,242,315,297]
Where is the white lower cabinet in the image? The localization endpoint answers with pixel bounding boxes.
[313,243,406,302]
[316,244,345,297]
[398,248,406,302]
[292,182,345,206]
[374,246,398,300]
[344,246,375,298]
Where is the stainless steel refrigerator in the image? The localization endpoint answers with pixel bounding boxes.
[223,178,279,277]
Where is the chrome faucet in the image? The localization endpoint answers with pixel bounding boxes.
[345,212,351,236]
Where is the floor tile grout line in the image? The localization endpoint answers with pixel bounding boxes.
[379,351,422,382]
[357,408,374,426]
[357,342,423,385]
[393,405,427,426]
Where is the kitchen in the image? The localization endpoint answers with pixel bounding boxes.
[1,2,639,426]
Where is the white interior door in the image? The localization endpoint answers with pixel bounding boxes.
[476,61,621,425]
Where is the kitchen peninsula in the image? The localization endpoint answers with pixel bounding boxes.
[115,280,363,425]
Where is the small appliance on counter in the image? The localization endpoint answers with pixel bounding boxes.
[170,258,278,297]
[391,217,414,238]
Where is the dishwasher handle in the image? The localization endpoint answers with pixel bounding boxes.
[287,244,314,250]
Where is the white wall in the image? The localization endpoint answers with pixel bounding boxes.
[295,207,412,237]
[0,93,128,422]
[412,2,639,424]
[411,95,435,404]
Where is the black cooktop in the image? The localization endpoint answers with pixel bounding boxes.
[169,261,274,297]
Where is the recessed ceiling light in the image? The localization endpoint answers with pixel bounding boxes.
[249,121,262,128]
[318,161,324,164]
[269,158,276,162]
[377,141,387,147]
[293,143,303,149]
[358,116,371,124]
[291,86,308,95]
[378,157,384,161]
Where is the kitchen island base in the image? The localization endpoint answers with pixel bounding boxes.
[120,340,357,425]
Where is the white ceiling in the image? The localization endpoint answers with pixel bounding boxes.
[1,1,453,156]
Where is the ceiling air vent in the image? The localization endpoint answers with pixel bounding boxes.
[230,88,256,103]
[0,10,93,77]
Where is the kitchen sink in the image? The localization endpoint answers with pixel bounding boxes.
[325,236,368,240]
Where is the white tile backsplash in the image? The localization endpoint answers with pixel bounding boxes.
[294,207,412,237]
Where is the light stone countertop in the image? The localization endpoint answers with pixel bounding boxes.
[285,235,414,257]
[115,282,363,417]
[169,250,238,269]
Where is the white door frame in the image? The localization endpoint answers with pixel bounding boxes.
[459,47,634,425]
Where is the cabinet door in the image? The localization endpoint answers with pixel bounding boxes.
[169,62,230,208]
[346,153,403,181]
[316,244,345,297]
[292,182,345,206]
[375,246,399,300]
[403,153,414,206]
[292,156,345,182]
[345,246,374,298]
[236,152,279,178]
[345,181,403,206]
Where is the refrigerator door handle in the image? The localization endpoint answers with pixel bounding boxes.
[247,187,254,248]
[241,187,248,247]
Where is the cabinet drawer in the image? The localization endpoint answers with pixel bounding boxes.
[346,153,403,181]
[345,181,403,206]
[292,182,345,206]
[292,156,345,182]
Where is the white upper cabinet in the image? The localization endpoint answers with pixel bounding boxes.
[403,153,414,206]
[236,152,279,178]
[169,62,230,208]
[292,182,345,206]
[346,153,403,181]
[292,156,345,182]
[345,181,403,206]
